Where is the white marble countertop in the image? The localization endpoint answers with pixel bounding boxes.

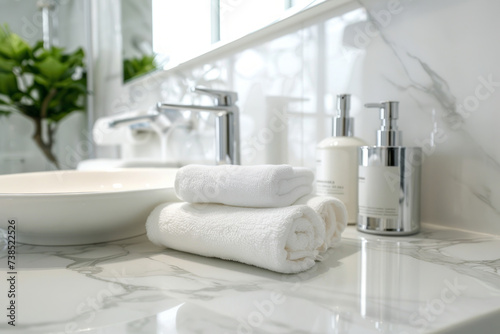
[1,224,499,333]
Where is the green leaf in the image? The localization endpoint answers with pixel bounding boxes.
[64,48,85,67]
[123,54,158,81]
[0,98,13,116]
[0,24,87,130]
[34,56,70,83]
[33,74,50,87]
[32,41,44,53]
[10,91,28,102]
[0,57,16,72]
[0,72,18,96]
[0,109,11,117]
[0,26,31,62]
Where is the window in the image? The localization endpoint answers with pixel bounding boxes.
[152,0,315,66]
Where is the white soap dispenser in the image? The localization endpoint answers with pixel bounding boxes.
[316,94,367,224]
[358,101,422,235]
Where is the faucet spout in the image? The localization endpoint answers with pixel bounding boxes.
[157,103,231,114]
[108,112,159,128]
[156,88,240,165]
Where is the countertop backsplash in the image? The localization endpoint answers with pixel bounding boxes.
[115,0,499,235]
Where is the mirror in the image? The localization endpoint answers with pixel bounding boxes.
[121,0,156,81]
[121,0,323,82]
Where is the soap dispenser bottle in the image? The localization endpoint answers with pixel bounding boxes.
[316,94,367,224]
[358,101,422,235]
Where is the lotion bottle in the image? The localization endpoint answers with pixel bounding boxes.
[358,101,422,235]
[316,94,367,224]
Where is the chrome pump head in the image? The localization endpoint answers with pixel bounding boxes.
[364,101,402,146]
[332,94,353,137]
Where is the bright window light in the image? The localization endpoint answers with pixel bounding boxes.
[152,0,316,66]
[152,0,212,65]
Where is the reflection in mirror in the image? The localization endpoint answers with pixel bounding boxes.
[121,0,320,82]
[121,0,159,81]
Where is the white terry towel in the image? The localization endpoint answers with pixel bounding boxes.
[146,202,325,274]
[294,195,348,253]
[174,164,314,207]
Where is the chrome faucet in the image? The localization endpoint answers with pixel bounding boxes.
[107,112,159,128]
[157,87,240,165]
[107,108,186,133]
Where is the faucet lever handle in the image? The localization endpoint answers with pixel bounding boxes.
[192,87,238,106]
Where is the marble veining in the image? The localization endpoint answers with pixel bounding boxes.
[1,224,499,333]
[362,4,500,230]
[125,0,499,235]
[352,0,500,235]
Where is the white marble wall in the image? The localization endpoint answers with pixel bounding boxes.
[116,0,499,235]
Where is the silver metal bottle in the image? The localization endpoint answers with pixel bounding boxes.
[357,101,422,235]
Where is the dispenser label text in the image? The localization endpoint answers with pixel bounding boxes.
[358,166,400,218]
[315,149,351,197]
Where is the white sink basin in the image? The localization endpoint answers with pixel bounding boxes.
[0,168,179,245]
[77,159,214,170]
[77,159,183,170]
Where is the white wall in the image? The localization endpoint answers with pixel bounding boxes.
[110,0,500,235]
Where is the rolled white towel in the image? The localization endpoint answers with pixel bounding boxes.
[174,164,314,208]
[146,202,325,273]
[294,195,348,252]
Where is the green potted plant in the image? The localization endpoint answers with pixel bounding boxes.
[0,25,87,169]
[123,53,158,82]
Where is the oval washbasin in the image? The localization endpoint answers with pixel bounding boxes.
[77,159,183,170]
[76,159,215,170]
[0,168,179,245]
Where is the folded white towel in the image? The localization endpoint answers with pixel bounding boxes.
[146,202,325,273]
[294,195,348,252]
[174,164,314,208]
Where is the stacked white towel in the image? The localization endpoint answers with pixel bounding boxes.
[174,164,314,207]
[294,194,348,252]
[146,164,348,274]
[146,202,325,273]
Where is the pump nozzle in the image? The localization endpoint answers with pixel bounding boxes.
[365,101,402,146]
[333,94,353,137]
